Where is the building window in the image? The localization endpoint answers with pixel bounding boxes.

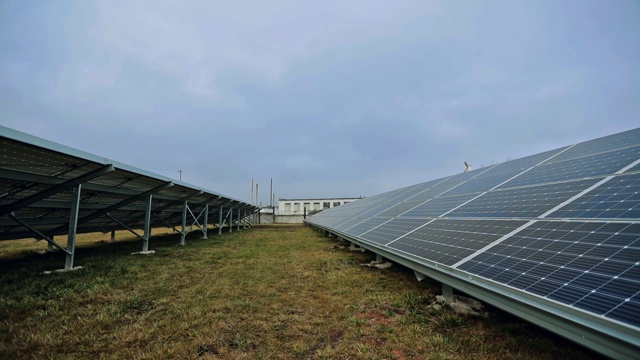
[323,202,330,209]
[333,202,340,207]
[294,203,299,212]
[303,202,310,211]
[284,203,291,212]
[313,202,321,210]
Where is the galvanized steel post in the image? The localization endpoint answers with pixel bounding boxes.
[64,184,82,270]
[180,200,187,245]
[202,204,209,239]
[218,205,223,235]
[237,208,241,231]
[229,206,233,233]
[142,194,152,252]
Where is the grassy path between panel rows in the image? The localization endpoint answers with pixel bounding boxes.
[0,224,599,359]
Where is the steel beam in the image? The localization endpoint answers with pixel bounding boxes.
[0,164,114,216]
[202,204,209,239]
[180,200,187,245]
[218,205,224,235]
[64,184,82,270]
[143,194,152,252]
[46,181,173,237]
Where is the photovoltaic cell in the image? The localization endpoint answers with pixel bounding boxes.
[360,218,428,245]
[447,179,599,218]
[344,217,391,237]
[400,193,479,218]
[443,170,521,196]
[389,219,527,266]
[498,145,640,189]
[458,221,640,325]
[549,173,640,219]
[547,128,640,164]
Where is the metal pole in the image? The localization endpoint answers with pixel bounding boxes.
[229,207,233,233]
[65,184,82,270]
[218,205,223,235]
[251,178,254,205]
[180,200,187,245]
[47,236,55,252]
[270,178,273,208]
[202,204,209,239]
[243,209,247,229]
[110,230,116,243]
[237,208,241,231]
[256,184,259,207]
[142,194,152,252]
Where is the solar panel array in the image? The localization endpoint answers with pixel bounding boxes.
[0,126,256,242]
[306,128,640,357]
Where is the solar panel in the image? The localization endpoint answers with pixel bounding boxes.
[1,125,257,269]
[306,127,640,358]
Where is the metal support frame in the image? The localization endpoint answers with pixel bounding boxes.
[442,284,454,301]
[152,213,183,234]
[64,184,82,270]
[110,230,116,243]
[202,204,209,239]
[46,181,173,238]
[0,165,114,216]
[142,194,152,251]
[180,200,187,245]
[227,207,233,233]
[105,214,146,242]
[8,213,71,254]
[237,208,241,231]
[218,206,224,235]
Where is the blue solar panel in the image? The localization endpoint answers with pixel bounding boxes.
[360,218,428,245]
[306,127,640,354]
[457,221,640,323]
[498,145,640,189]
[549,173,640,219]
[547,128,640,164]
[448,179,599,218]
[400,193,479,218]
[389,219,527,266]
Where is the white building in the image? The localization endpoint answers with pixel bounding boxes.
[278,197,363,215]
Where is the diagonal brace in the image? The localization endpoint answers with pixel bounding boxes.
[8,213,72,254]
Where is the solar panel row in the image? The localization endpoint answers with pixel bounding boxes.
[306,127,640,357]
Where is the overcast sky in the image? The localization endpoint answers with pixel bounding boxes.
[1,1,639,204]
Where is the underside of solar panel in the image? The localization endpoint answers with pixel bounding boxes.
[306,128,640,359]
[0,126,257,270]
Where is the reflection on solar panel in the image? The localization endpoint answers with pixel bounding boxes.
[306,128,640,359]
[1,126,257,270]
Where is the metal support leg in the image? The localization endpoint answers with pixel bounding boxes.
[64,184,82,270]
[110,230,116,243]
[142,194,152,252]
[237,208,241,231]
[243,210,247,229]
[47,236,55,252]
[218,206,224,235]
[376,254,383,262]
[180,200,187,245]
[442,284,454,301]
[229,207,233,233]
[202,204,209,239]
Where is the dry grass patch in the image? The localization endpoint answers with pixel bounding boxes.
[0,224,602,359]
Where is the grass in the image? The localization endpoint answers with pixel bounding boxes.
[0,224,603,359]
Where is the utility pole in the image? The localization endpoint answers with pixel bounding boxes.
[256,183,259,208]
[270,178,273,208]
[179,170,182,181]
[251,178,254,205]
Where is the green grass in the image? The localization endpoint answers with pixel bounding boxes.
[0,224,602,359]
